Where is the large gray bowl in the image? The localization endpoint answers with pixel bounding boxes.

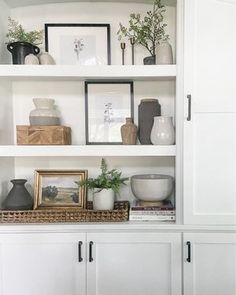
[130,174,174,202]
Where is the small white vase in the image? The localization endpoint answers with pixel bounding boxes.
[39,52,55,65]
[24,54,39,65]
[150,116,175,145]
[156,41,173,64]
[93,188,115,210]
[29,98,60,125]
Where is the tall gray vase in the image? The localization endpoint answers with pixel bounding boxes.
[3,179,33,210]
[138,99,161,144]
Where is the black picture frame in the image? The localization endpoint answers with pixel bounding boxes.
[85,81,134,145]
[45,23,111,65]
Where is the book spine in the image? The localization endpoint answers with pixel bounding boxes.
[129,210,175,215]
[131,207,174,211]
[129,215,176,221]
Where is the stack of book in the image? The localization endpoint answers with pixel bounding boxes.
[129,200,175,222]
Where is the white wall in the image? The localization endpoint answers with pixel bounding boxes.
[0,0,10,63]
[10,2,176,65]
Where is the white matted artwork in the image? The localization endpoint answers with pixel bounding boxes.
[85,81,134,144]
[45,24,111,65]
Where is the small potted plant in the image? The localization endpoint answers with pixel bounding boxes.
[6,17,43,64]
[77,158,128,210]
[117,0,169,65]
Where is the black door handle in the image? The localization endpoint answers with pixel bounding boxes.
[186,241,191,263]
[187,94,192,121]
[78,241,83,262]
[89,241,94,262]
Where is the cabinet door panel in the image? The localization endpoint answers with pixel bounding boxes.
[184,233,236,295]
[87,233,181,295]
[0,233,86,295]
[183,0,236,224]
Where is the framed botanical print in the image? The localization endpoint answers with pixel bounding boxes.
[85,81,134,144]
[45,23,111,65]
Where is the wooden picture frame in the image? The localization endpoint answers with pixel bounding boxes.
[34,170,87,210]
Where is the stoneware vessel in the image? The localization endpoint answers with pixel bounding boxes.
[138,98,161,144]
[143,55,156,65]
[156,41,173,64]
[24,53,39,65]
[7,41,40,64]
[29,98,60,125]
[39,52,55,65]
[120,117,137,145]
[93,188,114,210]
[150,116,175,145]
[3,179,33,210]
[131,174,174,202]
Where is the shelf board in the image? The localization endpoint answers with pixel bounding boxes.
[5,0,176,9]
[0,145,176,157]
[0,65,176,81]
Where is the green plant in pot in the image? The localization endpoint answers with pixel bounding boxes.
[77,158,128,210]
[117,0,169,65]
[6,17,43,64]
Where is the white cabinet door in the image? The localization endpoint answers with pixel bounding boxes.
[87,232,181,295]
[183,0,236,224]
[183,233,236,295]
[0,233,86,295]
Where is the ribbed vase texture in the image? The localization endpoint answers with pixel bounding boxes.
[138,99,161,144]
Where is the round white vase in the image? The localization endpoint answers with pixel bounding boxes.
[150,116,175,145]
[156,41,173,64]
[39,52,55,65]
[24,54,39,65]
[29,98,60,126]
[93,188,115,210]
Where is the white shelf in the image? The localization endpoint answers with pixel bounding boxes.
[5,0,176,9]
[0,145,176,157]
[0,65,176,81]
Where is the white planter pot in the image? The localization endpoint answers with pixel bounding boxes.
[93,188,115,210]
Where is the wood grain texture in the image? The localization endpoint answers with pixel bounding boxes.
[16,125,71,145]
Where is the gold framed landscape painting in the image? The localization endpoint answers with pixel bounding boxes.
[34,170,87,210]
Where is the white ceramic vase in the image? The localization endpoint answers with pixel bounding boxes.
[24,53,39,65]
[156,41,173,64]
[39,52,55,65]
[29,98,60,125]
[150,116,175,145]
[93,188,115,210]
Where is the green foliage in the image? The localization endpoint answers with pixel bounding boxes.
[6,17,43,45]
[42,185,58,200]
[76,158,128,194]
[117,0,169,56]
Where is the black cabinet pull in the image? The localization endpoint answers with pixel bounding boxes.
[187,94,192,121]
[89,241,94,262]
[186,241,191,263]
[78,241,83,262]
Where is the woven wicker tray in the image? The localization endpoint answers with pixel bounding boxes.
[0,201,129,224]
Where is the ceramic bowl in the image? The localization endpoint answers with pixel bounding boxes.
[130,174,174,202]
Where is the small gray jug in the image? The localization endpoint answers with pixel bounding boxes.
[3,179,33,210]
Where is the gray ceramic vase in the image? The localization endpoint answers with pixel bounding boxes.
[138,98,161,144]
[3,179,33,210]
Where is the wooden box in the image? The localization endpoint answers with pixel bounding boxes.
[16,125,71,145]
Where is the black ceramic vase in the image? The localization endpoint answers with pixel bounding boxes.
[7,42,40,64]
[3,179,33,210]
[138,99,161,144]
